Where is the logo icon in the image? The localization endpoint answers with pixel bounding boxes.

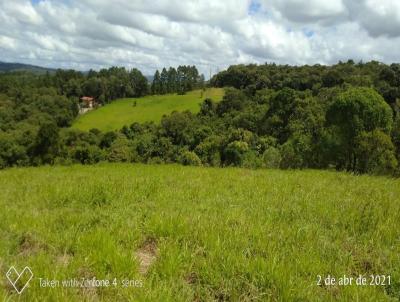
[6,266,33,294]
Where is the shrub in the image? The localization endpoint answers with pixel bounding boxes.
[0,133,28,168]
[179,151,202,166]
[242,151,263,169]
[326,87,394,171]
[355,130,398,175]
[194,135,222,166]
[107,138,135,163]
[73,145,105,164]
[223,141,249,166]
[280,140,303,169]
[262,147,281,168]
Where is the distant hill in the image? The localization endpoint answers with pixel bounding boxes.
[0,61,56,74]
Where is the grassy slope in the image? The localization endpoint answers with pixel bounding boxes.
[72,88,224,132]
[0,164,399,301]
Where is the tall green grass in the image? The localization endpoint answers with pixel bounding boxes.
[72,88,224,131]
[0,164,399,301]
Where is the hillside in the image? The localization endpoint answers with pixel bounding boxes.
[0,164,399,301]
[72,88,224,131]
[0,61,55,74]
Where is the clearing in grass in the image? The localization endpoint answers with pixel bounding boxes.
[72,88,224,131]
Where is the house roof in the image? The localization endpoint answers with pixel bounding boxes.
[81,96,94,101]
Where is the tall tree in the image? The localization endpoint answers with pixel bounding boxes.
[151,70,161,94]
[326,87,393,171]
[129,68,148,97]
[167,67,177,93]
[160,68,168,94]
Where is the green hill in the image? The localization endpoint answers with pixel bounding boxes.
[72,88,224,131]
[1,164,399,301]
[0,61,56,74]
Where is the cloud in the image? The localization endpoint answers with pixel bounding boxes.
[0,0,399,76]
[2,0,43,25]
[87,0,250,24]
[346,0,400,38]
[265,0,347,24]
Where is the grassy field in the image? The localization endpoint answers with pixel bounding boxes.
[72,88,224,131]
[0,164,399,301]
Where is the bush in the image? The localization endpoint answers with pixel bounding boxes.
[108,138,135,163]
[73,145,105,164]
[223,141,249,166]
[280,141,303,169]
[242,151,263,169]
[0,132,29,168]
[326,87,394,171]
[179,151,202,166]
[262,147,281,168]
[194,135,222,166]
[355,130,398,175]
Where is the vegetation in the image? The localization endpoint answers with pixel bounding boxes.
[0,61,55,74]
[0,164,399,301]
[2,60,400,301]
[72,89,224,131]
[1,60,400,177]
[151,65,204,95]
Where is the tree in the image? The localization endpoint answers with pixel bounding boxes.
[160,68,168,94]
[223,141,249,166]
[82,77,103,99]
[108,137,135,162]
[322,70,344,87]
[179,150,202,166]
[161,111,195,145]
[393,116,400,151]
[0,132,28,168]
[261,88,298,143]
[151,70,161,94]
[326,87,393,171]
[262,147,281,168]
[129,68,148,97]
[354,130,397,174]
[199,98,217,116]
[167,67,177,93]
[65,79,82,98]
[194,135,222,166]
[34,121,60,164]
[216,88,247,116]
[73,144,105,164]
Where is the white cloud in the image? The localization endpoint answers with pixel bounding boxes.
[346,0,400,37]
[265,0,347,23]
[0,0,399,76]
[2,0,43,25]
[0,36,17,51]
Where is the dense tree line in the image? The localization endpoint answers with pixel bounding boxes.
[55,66,148,103]
[151,65,205,95]
[210,60,400,110]
[0,66,148,167]
[1,61,399,176]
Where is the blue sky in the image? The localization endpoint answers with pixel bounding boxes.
[249,1,261,15]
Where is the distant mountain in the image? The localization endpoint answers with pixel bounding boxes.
[0,61,56,74]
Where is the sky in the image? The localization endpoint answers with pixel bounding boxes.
[1,0,400,76]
